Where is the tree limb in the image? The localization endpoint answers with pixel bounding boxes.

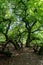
[31,25,43,33]
[6,19,11,34]
[31,19,37,28]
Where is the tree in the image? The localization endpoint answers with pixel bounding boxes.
[0,0,43,49]
[13,0,43,47]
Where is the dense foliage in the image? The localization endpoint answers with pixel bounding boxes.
[0,0,43,50]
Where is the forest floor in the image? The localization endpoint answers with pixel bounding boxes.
[0,47,43,65]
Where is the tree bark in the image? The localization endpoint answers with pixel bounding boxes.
[26,29,31,47]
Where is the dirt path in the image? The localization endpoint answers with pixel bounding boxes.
[0,48,43,65]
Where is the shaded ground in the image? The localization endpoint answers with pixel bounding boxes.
[0,48,43,65]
